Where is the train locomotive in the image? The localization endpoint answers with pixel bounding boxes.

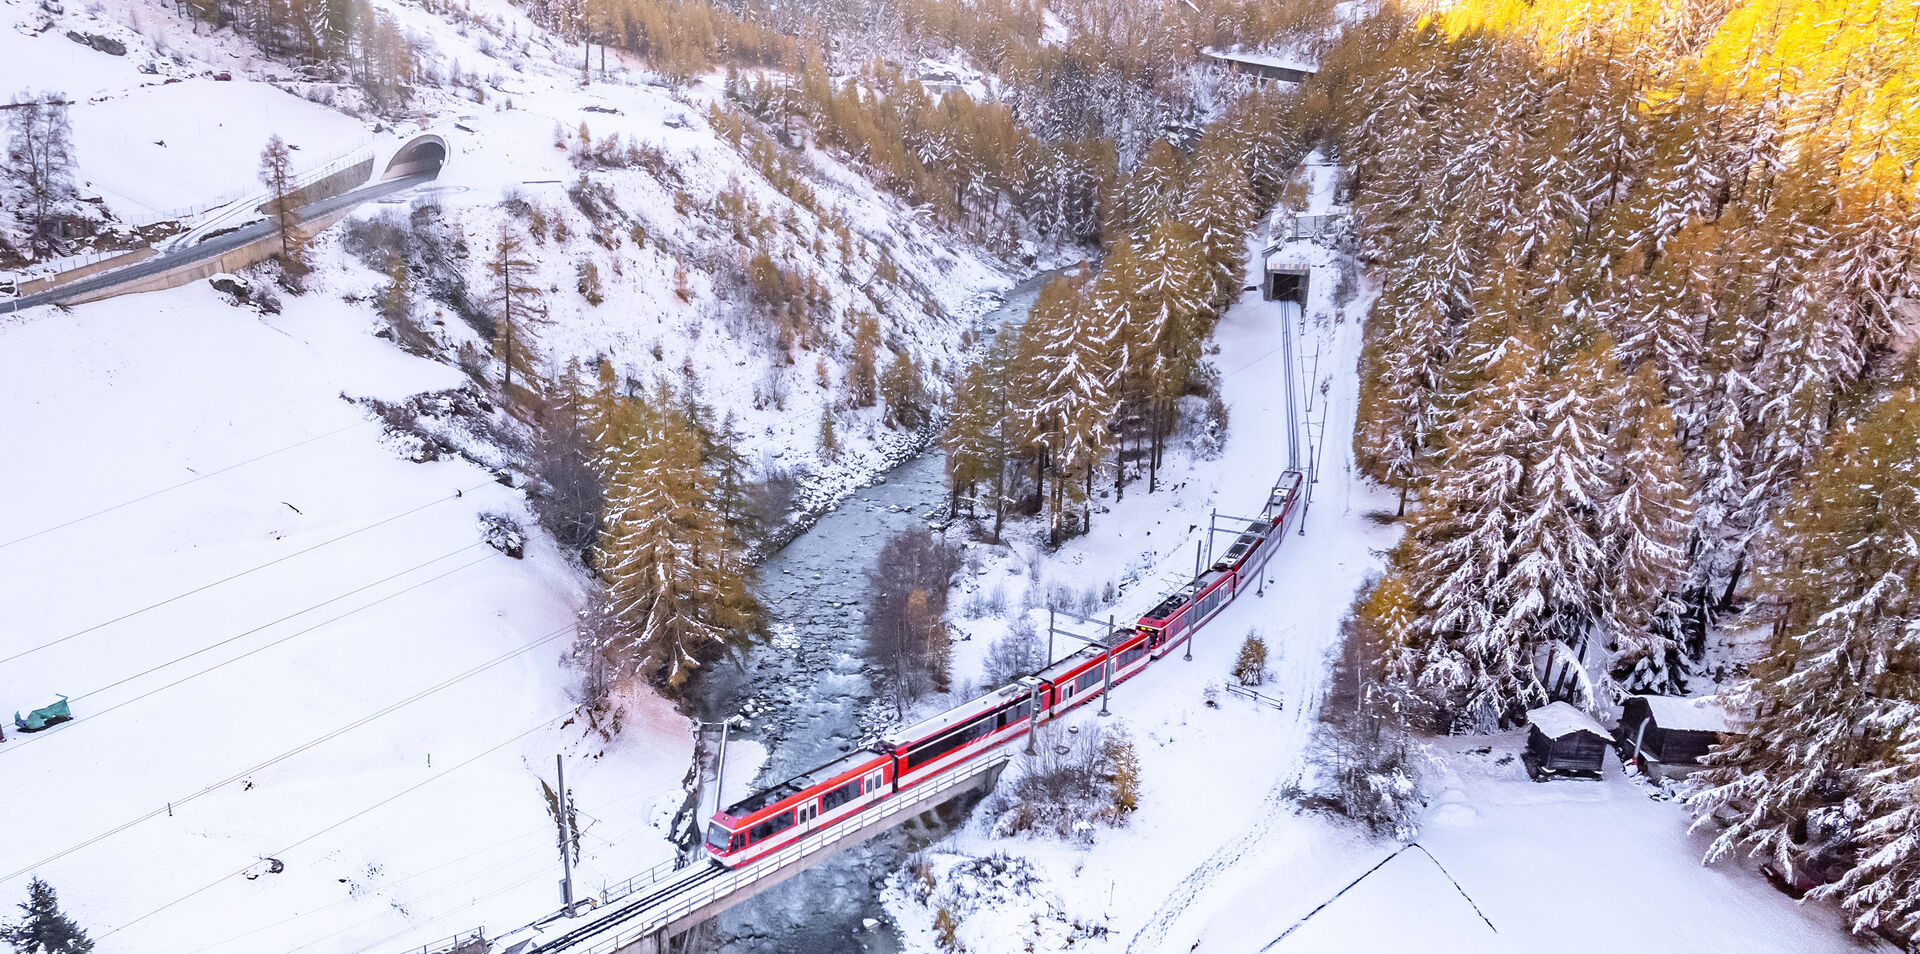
[703,470,1305,868]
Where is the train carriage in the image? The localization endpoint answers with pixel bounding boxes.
[881,680,1038,790]
[1137,569,1238,658]
[1034,628,1151,718]
[704,469,1309,873]
[704,750,892,867]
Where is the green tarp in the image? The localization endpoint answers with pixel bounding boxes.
[15,695,70,731]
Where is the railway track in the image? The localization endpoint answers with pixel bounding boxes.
[522,864,725,954]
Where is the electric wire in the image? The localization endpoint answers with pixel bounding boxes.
[99,711,573,943]
[182,825,559,954]
[1,623,571,883]
[0,481,492,667]
[0,549,497,756]
[80,544,483,704]
[0,419,375,552]
[185,777,690,954]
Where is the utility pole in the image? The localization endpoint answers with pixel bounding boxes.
[1047,608,1122,715]
[1099,615,1115,717]
[556,754,576,916]
[1025,681,1043,755]
[713,719,731,818]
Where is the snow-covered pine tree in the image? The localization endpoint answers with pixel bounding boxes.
[259,134,311,284]
[1133,217,1212,392]
[1133,218,1213,491]
[0,879,92,954]
[591,382,760,690]
[1610,219,1711,403]
[1401,331,1549,729]
[1185,133,1253,310]
[1690,368,1920,904]
[1084,241,1149,498]
[488,224,548,401]
[1123,139,1185,234]
[846,312,881,408]
[1354,232,1467,511]
[1602,364,1696,694]
[1501,336,1617,704]
[942,360,997,516]
[1022,276,1117,545]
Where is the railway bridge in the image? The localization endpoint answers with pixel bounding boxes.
[488,749,1012,954]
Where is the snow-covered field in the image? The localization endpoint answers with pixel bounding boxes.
[0,0,1012,951]
[884,158,1866,954]
[0,282,697,954]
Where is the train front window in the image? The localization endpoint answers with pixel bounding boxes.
[705,822,735,853]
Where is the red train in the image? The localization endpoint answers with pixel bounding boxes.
[704,470,1305,867]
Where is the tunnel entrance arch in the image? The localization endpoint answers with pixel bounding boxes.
[382,134,448,181]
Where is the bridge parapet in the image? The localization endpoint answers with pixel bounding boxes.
[510,749,1014,954]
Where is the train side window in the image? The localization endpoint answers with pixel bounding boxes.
[821,778,864,812]
[747,809,796,843]
[906,713,997,770]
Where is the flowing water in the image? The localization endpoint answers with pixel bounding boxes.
[694,273,1054,953]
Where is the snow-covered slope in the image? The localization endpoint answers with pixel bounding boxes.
[0,0,1014,951]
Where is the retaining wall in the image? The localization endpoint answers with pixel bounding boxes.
[61,207,357,306]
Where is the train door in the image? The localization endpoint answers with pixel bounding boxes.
[797,800,819,832]
[868,769,889,797]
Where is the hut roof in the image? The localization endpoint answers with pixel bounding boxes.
[1526,702,1610,740]
[1637,694,1735,734]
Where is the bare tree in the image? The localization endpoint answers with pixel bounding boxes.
[6,90,77,256]
[865,527,963,718]
[258,134,310,284]
[488,224,547,400]
[530,375,603,559]
[980,611,1045,688]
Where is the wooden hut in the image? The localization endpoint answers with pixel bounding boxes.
[1619,694,1736,779]
[1523,702,1610,780]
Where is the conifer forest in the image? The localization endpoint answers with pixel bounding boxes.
[4,0,1920,948]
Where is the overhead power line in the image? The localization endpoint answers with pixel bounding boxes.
[99,711,573,944]
[1,623,571,883]
[0,547,495,756]
[0,481,492,668]
[0,419,375,552]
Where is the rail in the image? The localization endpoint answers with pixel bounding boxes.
[534,748,1014,954]
[592,857,691,908]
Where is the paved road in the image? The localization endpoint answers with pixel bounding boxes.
[5,173,435,313]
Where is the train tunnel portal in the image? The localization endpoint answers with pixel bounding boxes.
[382,134,448,181]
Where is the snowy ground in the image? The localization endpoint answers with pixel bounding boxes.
[883,157,1868,954]
[0,0,1012,951]
[0,282,697,954]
